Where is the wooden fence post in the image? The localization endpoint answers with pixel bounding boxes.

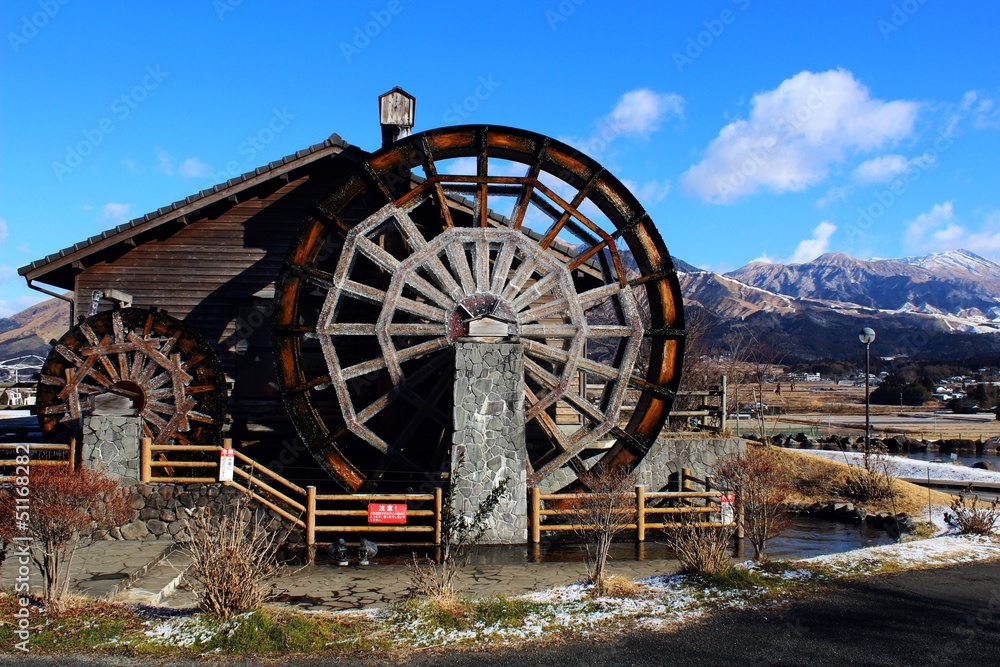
[140,437,151,482]
[635,485,646,542]
[306,485,316,565]
[433,487,443,545]
[681,467,692,492]
[68,438,76,473]
[528,486,540,543]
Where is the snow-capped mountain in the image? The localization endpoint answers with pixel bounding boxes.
[674,249,1000,360]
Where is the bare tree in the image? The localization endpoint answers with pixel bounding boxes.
[715,446,792,561]
[724,325,783,438]
[567,466,637,596]
[0,466,132,608]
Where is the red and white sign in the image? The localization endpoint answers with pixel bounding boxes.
[368,503,407,525]
[218,448,235,482]
[719,492,735,525]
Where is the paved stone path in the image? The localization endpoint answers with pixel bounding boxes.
[0,539,681,612]
[269,558,680,612]
[0,540,173,600]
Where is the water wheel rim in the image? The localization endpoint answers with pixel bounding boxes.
[273,125,684,491]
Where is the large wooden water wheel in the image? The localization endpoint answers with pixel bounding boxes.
[36,308,227,447]
[273,125,684,492]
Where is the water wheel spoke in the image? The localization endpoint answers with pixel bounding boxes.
[518,298,570,325]
[474,236,490,292]
[511,271,561,312]
[342,280,387,305]
[342,356,388,381]
[578,283,623,308]
[395,337,449,364]
[490,238,517,293]
[78,321,101,346]
[324,323,376,336]
[500,257,538,302]
[520,324,578,337]
[587,325,636,338]
[385,323,446,336]
[395,297,446,323]
[355,235,400,273]
[444,243,476,295]
[404,273,456,310]
[38,373,66,387]
[422,253,465,301]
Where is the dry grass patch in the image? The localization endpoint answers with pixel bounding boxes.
[775,448,953,515]
[597,575,643,598]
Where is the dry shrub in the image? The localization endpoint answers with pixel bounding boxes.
[715,446,792,561]
[663,518,734,575]
[843,444,898,502]
[181,495,282,618]
[599,575,642,598]
[0,466,132,608]
[949,491,1000,535]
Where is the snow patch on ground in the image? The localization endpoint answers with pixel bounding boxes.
[799,449,1000,484]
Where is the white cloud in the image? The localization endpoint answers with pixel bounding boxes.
[853,152,935,184]
[816,186,849,208]
[789,221,837,263]
[680,69,918,204]
[622,178,672,205]
[755,221,837,264]
[947,91,1000,135]
[179,157,211,179]
[0,218,8,245]
[563,89,684,155]
[153,148,174,176]
[100,202,133,225]
[904,202,1000,259]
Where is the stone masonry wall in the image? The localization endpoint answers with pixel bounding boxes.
[85,482,303,547]
[82,416,141,484]
[636,437,746,491]
[537,437,746,494]
[451,341,527,544]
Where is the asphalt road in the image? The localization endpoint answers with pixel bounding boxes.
[4,560,1000,667]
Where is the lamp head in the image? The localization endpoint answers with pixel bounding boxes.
[858,327,876,345]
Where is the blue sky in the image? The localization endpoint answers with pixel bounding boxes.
[1,1,999,316]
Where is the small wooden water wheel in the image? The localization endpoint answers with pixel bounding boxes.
[36,307,227,447]
[273,125,685,491]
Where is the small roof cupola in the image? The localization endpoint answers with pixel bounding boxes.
[379,87,416,147]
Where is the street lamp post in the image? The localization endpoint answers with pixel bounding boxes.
[858,327,876,464]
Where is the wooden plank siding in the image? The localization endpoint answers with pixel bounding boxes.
[71,156,357,450]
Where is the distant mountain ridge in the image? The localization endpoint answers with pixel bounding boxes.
[676,248,1000,360]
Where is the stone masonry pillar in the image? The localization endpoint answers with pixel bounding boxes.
[82,415,142,484]
[451,341,527,544]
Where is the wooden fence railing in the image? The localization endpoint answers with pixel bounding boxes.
[139,438,442,564]
[0,440,76,481]
[528,467,738,543]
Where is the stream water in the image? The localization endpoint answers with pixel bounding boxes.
[362,515,894,566]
